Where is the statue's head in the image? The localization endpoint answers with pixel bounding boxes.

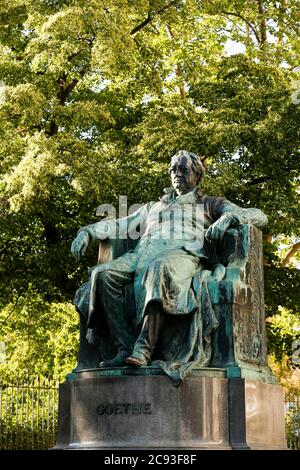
[169,150,205,195]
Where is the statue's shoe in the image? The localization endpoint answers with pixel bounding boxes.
[99,350,130,368]
[125,354,150,367]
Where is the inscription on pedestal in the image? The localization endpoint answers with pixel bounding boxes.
[96,402,152,416]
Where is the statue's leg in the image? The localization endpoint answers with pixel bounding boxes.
[96,269,136,367]
[73,282,101,371]
[73,312,100,372]
[126,301,165,366]
[129,250,200,367]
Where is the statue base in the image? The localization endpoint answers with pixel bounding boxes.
[55,368,287,450]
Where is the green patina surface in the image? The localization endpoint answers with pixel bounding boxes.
[71,159,270,386]
[74,366,227,381]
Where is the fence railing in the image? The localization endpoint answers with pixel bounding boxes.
[0,377,299,450]
[0,377,59,450]
[286,390,300,450]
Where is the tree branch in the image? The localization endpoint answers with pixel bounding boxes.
[220,10,261,44]
[166,24,186,100]
[48,120,58,136]
[46,76,81,136]
[45,35,93,137]
[1,297,20,324]
[281,241,300,267]
[131,12,152,35]
[59,78,79,105]
[248,176,271,185]
[276,0,286,58]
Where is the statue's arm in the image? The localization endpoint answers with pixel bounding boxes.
[205,199,268,243]
[78,202,150,241]
[71,203,152,261]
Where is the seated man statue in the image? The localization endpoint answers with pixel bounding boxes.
[71,150,267,384]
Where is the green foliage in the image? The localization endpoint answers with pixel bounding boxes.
[0,0,299,376]
[0,287,78,381]
[267,307,300,362]
[265,266,300,317]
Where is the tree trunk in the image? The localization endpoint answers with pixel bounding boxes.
[257,0,267,47]
[166,25,186,100]
[281,241,300,267]
[276,0,287,60]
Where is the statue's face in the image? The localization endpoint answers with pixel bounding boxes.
[169,155,198,195]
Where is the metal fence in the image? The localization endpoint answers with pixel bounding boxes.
[0,377,299,450]
[0,377,59,450]
[286,390,300,450]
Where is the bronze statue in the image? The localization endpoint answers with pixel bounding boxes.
[71,150,267,383]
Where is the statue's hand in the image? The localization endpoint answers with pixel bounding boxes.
[205,214,236,243]
[71,231,90,261]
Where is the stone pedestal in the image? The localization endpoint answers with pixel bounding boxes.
[55,369,287,450]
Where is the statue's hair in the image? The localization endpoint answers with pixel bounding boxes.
[170,150,205,183]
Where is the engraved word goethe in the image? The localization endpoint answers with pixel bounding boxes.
[96,402,152,416]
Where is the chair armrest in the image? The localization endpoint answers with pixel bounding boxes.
[214,224,253,281]
[205,224,263,304]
